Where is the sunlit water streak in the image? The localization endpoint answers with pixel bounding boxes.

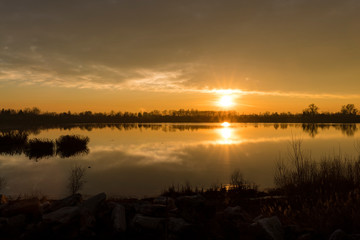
[0,123,359,198]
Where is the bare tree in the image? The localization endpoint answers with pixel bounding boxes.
[341,104,358,115]
[302,103,319,116]
[67,165,86,195]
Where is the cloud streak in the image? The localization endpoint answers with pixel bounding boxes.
[1,0,360,108]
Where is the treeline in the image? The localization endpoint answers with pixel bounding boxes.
[1,104,360,125]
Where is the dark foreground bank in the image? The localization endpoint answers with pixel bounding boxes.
[0,190,359,240]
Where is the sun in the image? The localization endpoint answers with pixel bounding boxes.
[218,95,235,108]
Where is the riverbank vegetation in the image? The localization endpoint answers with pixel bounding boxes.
[0,133,89,160]
[1,104,360,126]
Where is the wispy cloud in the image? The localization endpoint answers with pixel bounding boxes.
[2,65,360,101]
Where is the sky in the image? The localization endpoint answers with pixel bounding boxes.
[1,0,360,113]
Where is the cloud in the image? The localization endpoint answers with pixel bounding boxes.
[1,0,360,96]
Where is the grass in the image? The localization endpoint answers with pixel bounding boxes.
[260,137,360,236]
[24,138,55,160]
[161,139,360,237]
[56,135,90,158]
[0,132,28,155]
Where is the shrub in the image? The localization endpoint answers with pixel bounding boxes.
[56,135,89,158]
[67,165,87,195]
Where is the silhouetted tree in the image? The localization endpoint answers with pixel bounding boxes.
[303,104,319,116]
[341,104,358,115]
[67,165,86,195]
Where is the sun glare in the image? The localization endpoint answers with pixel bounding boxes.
[218,95,235,108]
[221,122,230,127]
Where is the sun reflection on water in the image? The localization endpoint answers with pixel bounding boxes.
[217,122,235,144]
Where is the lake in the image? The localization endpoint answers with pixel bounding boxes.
[0,123,359,198]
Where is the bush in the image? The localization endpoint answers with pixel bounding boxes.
[67,165,87,195]
[56,135,89,158]
[24,138,54,160]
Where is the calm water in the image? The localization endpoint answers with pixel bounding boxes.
[1,123,359,198]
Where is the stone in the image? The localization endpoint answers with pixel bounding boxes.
[3,198,41,217]
[43,206,80,224]
[79,208,96,231]
[46,193,82,213]
[224,206,250,221]
[8,214,26,228]
[176,194,205,207]
[112,203,127,232]
[0,217,8,225]
[328,229,348,240]
[176,194,206,222]
[82,192,106,214]
[131,214,166,232]
[350,234,360,240]
[168,217,191,233]
[153,196,176,210]
[134,202,167,217]
[255,216,284,240]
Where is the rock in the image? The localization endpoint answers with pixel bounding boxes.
[176,194,205,207]
[255,216,284,240]
[350,234,360,240]
[79,208,96,232]
[112,203,126,232]
[2,198,41,217]
[8,214,26,228]
[176,195,206,222]
[297,233,313,240]
[153,196,176,210]
[82,192,106,214]
[0,194,8,204]
[43,206,80,224]
[46,193,82,213]
[134,202,167,217]
[224,206,250,222]
[168,217,191,233]
[131,214,166,232]
[0,217,8,225]
[284,225,303,240]
[329,229,348,240]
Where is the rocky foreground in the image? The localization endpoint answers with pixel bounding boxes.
[0,192,357,240]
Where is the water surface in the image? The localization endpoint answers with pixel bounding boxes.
[0,123,359,198]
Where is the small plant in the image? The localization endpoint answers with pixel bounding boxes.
[67,165,87,195]
[229,169,258,191]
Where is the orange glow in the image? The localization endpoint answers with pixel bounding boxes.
[217,95,235,108]
[221,122,230,127]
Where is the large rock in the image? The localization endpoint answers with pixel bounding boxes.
[134,202,167,217]
[8,214,26,228]
[254,216,284,240]
[2,198,42,217]
[328,229,348,240]
[131,214,166,232]
[43,206,80,224]
[168,217,191,233]
[112,203,127,232]
[153,196,176,210]
[82,192,106,214]
[45,194,82,213]
[224,206,250,222]
[176,195,207,222]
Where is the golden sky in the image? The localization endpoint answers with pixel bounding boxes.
[1,0,360,113]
